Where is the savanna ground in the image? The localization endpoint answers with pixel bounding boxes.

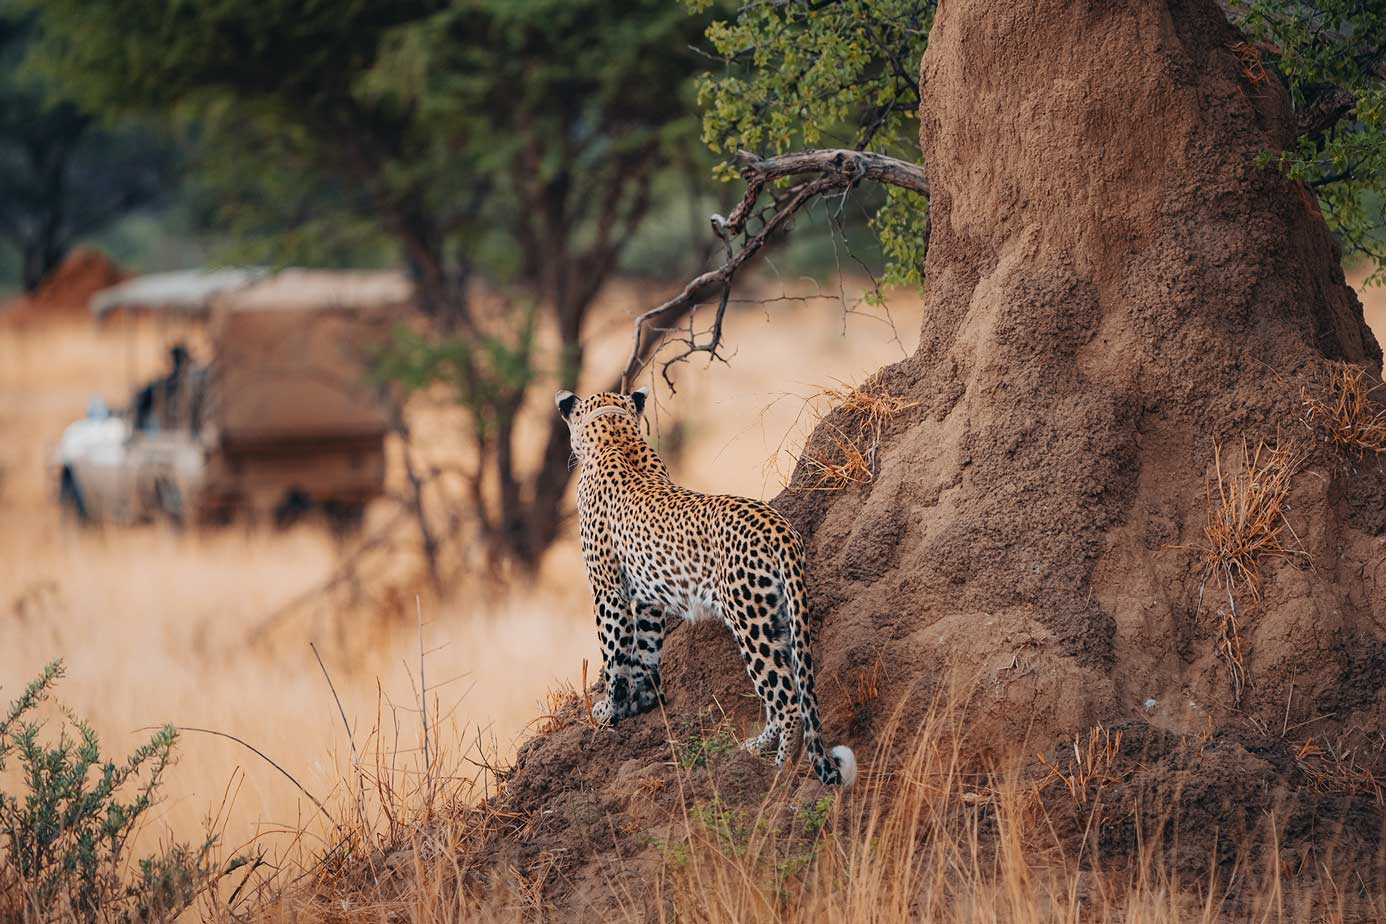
[2,271,1384,920]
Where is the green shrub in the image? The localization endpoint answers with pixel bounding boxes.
[0,660,228,923]
[676,728,738,770]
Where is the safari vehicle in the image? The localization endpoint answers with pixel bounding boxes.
[53,269,407,529]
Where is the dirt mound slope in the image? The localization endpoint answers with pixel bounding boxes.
[355,0,1386,914]
[1,247,128,327]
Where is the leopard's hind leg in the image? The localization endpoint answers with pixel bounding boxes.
[718,584,796,760]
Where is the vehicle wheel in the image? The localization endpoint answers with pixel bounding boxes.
[59,468,91,524]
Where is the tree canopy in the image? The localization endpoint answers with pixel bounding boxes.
[22,0,716,569]
[0,10,174,291]
[1235,0,1386,282]
[694,0,933,291]
[675,0,1386,303]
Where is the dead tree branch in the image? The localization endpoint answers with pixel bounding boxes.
[619,148,929,391]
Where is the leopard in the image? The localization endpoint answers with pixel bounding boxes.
[556,387,857,786]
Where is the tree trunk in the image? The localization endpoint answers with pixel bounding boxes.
[22,146,70,292]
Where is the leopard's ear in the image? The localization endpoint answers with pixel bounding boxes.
[629,386,648,416]
[555,390,578,420]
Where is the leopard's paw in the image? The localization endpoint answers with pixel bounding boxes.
[591,698,616,727]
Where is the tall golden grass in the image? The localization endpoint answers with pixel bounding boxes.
[0,282,921,889]
[238,682,1381,923]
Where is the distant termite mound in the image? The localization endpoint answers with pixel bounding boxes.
[0,248,128,327]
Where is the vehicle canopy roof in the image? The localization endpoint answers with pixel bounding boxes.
[88,268,269,320]
[93,268,412,445]
[209,271,411,446]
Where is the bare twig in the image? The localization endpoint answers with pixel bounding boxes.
[310,642,366,819]
[618,148,928,391]
[416,594,430,777]
[162,726,334,824]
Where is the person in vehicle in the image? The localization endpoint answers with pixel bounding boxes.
[133,343,195,432]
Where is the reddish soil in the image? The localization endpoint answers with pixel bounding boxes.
[346,0,1386,915]
[0,248,128,327]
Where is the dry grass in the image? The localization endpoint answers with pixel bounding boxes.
[1199,438,1309,604]
[832,653,884,720]
[241,703,533,922]
[0,280,924,898]
[1295,734,1386,806]
[1301,361,1386,458]
[776,381,919,492]
[631,694,1378,924]
[533,683,580,736]
[1037,724,1129,807]
[1229,40,1270,86]
[194,687,1384,923]
[1195,438,1310,704]
[532,657,599,735]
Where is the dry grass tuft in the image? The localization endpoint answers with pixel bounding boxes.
[1200,438,1308,604]
[833,653,884,713]
[534,658,600,734]
[1229,40,1270,85]
[1196,438,1309,704]
[534,683,581,736]
[777,381,919,492]
[798,425,876,490]
[1301,361,1386,459]
[1295,735,1386,806]
[1037,724,1128,806]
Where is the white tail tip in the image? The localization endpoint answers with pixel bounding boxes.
[831,745,858,787]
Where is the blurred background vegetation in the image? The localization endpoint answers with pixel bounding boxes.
[2,0,1383,570]
[4,0,1383,295]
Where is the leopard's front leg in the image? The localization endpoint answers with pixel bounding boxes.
[627,600,667,716]
[592,586,636,726]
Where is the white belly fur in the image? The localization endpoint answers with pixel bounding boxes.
[684,590,720,624]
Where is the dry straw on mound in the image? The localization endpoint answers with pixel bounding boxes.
[1301,361,1386,458]
[775,382,918,493]
[1199,438,1309,605]
[237,682,1384,923]
[1194,438,1310,704]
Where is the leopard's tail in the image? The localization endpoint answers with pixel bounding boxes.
[781,555,857,787]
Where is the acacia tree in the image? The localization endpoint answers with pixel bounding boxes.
[622,0,1386,382]
[24,0,713,569]
[0,12,173,291]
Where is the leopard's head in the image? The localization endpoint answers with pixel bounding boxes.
[555,388,649,466]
